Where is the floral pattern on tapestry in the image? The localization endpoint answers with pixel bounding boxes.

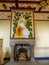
[11,9,34,38]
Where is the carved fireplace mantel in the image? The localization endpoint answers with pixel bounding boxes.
[5,39,35,65]
[10,39,35,62]
[10,39,35,46]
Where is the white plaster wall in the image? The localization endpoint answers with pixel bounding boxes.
[0,20,10,53]
[34,21,49,57]
[0,19,49,58]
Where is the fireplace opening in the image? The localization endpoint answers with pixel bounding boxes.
[14,44,31,61]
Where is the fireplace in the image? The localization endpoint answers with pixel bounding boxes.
[10,39,35,62]
[14,44,31,61]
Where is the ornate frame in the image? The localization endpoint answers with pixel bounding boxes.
[0,10,11,20]
[10,8,35,39]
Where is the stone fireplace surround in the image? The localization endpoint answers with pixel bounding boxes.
[5,39,35,65]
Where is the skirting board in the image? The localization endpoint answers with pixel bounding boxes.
[35,57,49,60]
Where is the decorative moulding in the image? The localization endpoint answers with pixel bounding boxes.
[18,0,41,2]
[0,0,15,2]
[0,10,11,20]
[0,1,16,10]
[18,0,49,12]
[34,11,49,21]
[18,0,41,12]
[10,8,35,39]
[18,2,40,11]
[10,39,35,46]
[38,0,49,11]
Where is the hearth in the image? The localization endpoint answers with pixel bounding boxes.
[14,44,31,61]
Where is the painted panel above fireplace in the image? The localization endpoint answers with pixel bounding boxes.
[10,9,35,39]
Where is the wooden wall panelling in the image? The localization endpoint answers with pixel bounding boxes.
[0,11,11,20]
[0,39,4,65]
[34,12,49,21]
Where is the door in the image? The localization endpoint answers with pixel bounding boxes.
[0,39,4,64]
